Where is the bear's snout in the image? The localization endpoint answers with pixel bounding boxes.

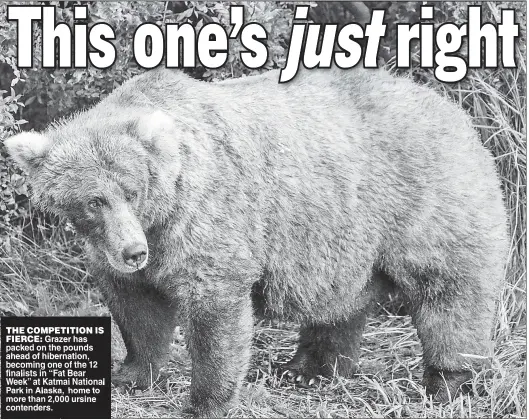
[122,242,148,267]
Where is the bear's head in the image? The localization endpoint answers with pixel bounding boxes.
[4,109,180,274]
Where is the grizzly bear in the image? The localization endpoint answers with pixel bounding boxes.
[5,67,508,417]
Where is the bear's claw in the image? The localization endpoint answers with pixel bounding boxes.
[276,357,323,388]
[284,370,318,388]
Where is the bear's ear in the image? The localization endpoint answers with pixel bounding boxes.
[136,110,176,148]
[3,132,53,172]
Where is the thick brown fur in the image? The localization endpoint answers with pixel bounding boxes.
[5,67,509,416]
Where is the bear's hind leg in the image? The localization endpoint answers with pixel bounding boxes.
[406,268,501,402]
[283,311,366,384]
[282,271,394,384]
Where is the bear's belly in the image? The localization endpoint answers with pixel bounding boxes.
[251,260,374,322]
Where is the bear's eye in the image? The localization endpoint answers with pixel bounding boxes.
[88,198,103,209]
[125,191,137,202]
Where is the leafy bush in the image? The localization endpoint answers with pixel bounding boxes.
[0,2,27,230]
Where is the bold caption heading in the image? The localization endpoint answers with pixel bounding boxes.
[7,5,520,83]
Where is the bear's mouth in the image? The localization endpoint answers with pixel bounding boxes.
[104,249,149,273]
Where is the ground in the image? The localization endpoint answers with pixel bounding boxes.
[0,228,525,418]
[109,317,525,418]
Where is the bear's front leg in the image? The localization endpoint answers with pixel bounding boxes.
[186,285,254,417]
[100,278,180,389]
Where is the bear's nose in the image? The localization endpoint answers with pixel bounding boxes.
[122,243,147,267]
